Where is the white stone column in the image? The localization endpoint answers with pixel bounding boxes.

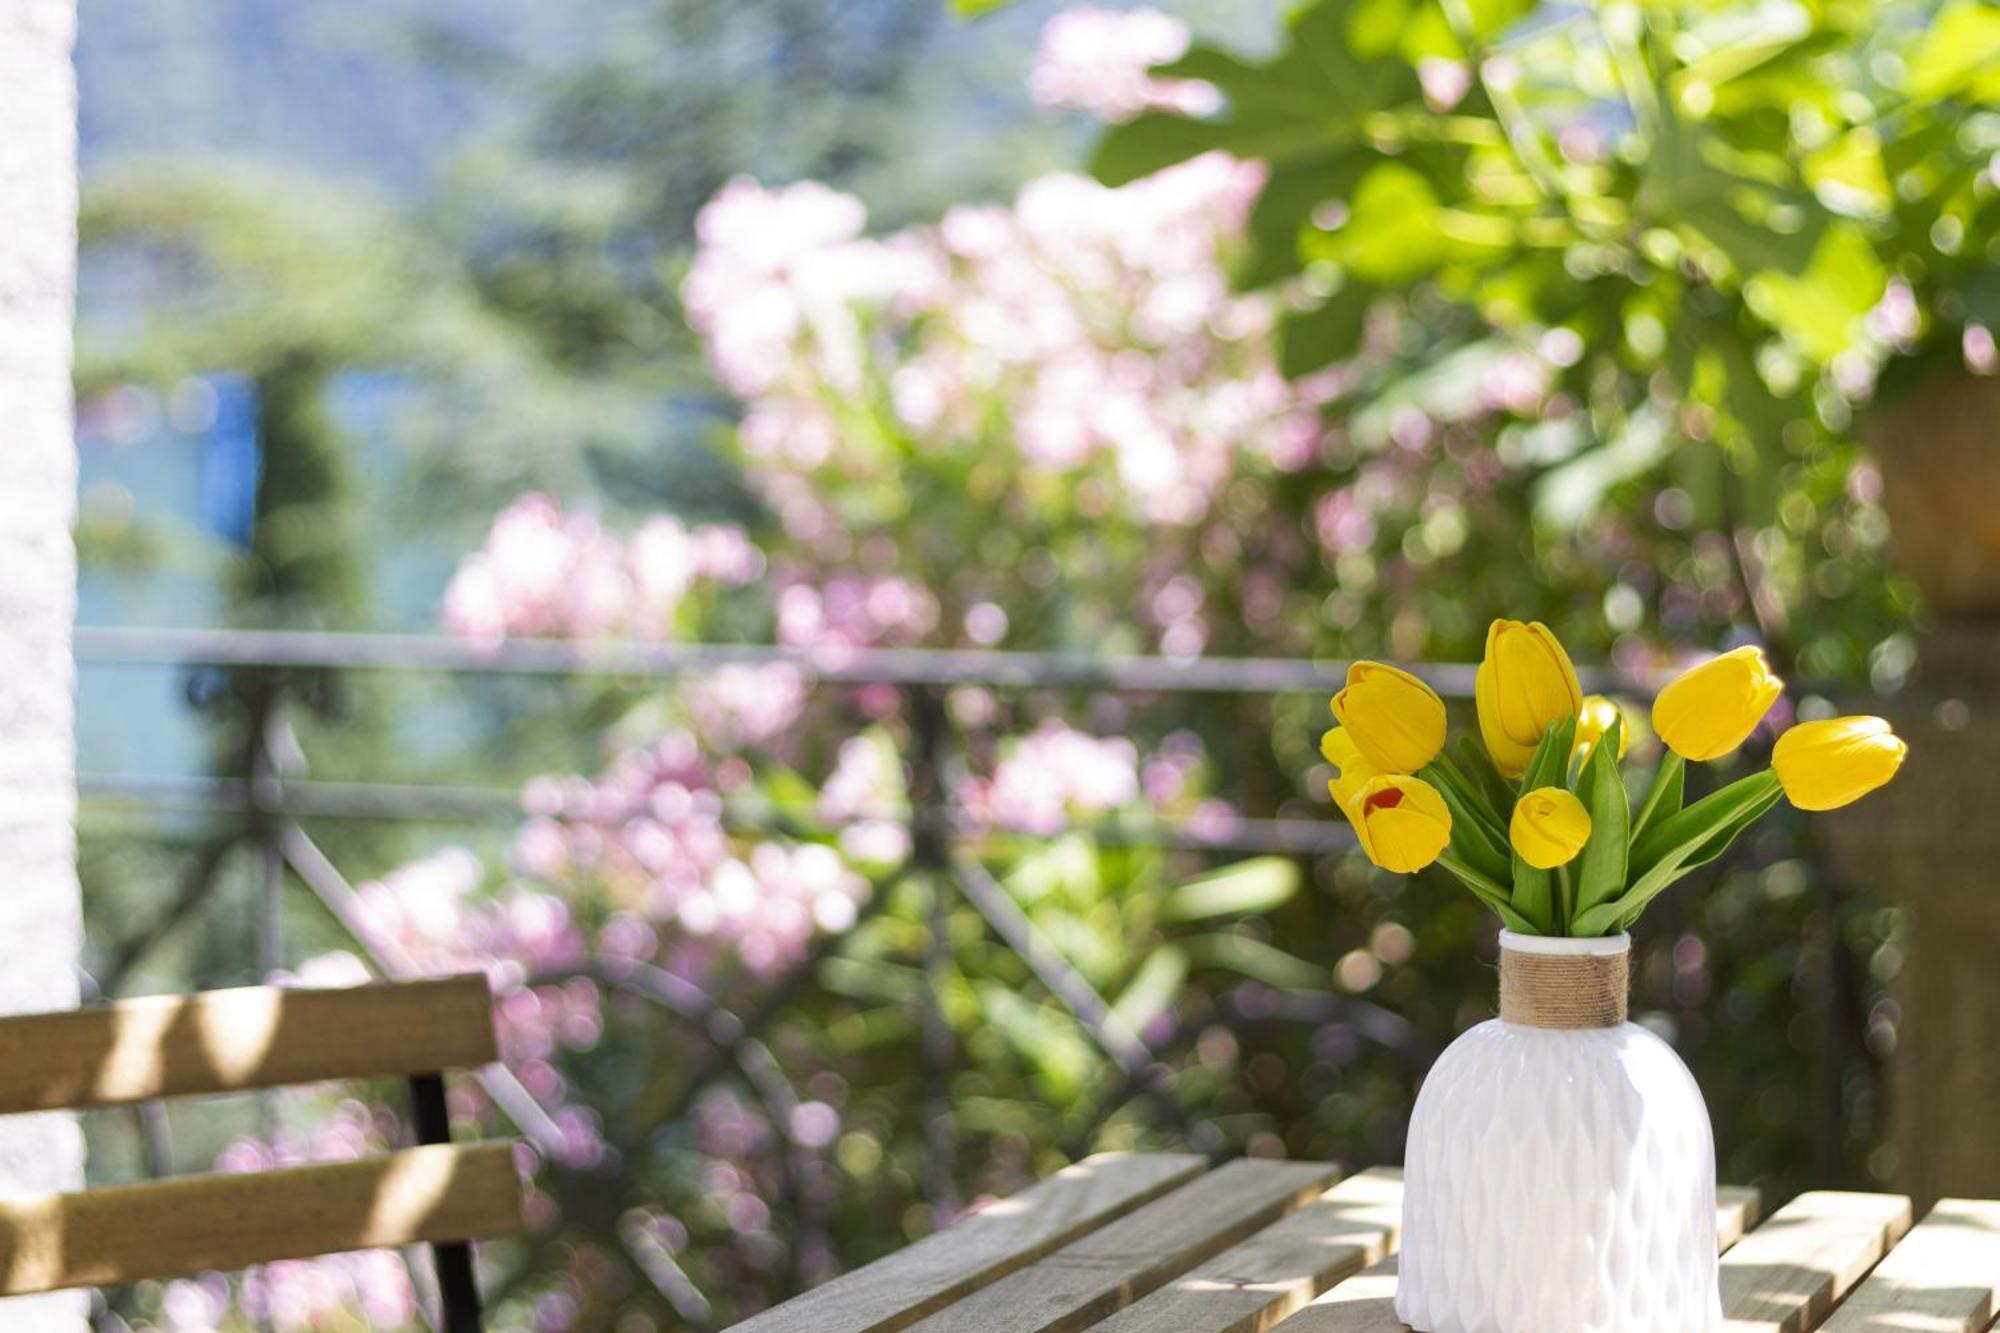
[0,0,88,1325]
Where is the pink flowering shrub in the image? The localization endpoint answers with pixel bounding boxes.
[443,494,761,646]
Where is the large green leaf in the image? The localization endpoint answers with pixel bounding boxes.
[1280,279,1377,376]
[1326,163,1452,285]
[1241,150,1372,289]
[1163,857,1300,920]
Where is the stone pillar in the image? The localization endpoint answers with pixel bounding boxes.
[1833,373,2000,1206]
[0,0,88,1325]
[1822,624,2000,1207]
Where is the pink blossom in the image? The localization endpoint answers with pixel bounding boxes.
[1029,7,1221,122]
[443,495,761,645]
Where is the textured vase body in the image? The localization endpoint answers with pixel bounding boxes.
[1396,933,1722,1333]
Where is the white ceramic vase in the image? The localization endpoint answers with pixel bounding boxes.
[1396,931,1722,1333]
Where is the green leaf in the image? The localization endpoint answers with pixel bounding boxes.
[1572,716,1629,921]
[1908,1,2000,98]
[1090,0,1418,189]
[949,0,1014,12]
[1745,222,1887,363]
[1630,769,1782,876]
[1240,151,1370,289]
[1280,279,1376,376]
[1426,769,1513,883]
[1434,852,1538,934]
[1424,754,1507,843]
[1091,110,1243,189]
[1184,934,1326,989]
[1458,738,1518,823]
[1629,751,1685,845]
[1328,163,1450,285]
[1507,715,1576,934]
[1163,857,1300,920]
[1109,946,1190,1033]
[1573,770,1783,934]
[975,983,1095,1098]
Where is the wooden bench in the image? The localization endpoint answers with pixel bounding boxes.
[0,974,522,1332]
[728,1152,2000,1333]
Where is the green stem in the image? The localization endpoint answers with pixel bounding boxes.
[1437,852,1538,935]
[1554,863,1576,934]
[1630,752,1684,844]
[1437,850,1511,904]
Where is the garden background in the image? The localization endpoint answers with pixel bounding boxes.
[66,0,1997,1329]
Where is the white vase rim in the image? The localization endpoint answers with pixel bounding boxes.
[1498,930,1631,957]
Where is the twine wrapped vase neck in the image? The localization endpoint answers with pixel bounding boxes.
[1497,930,1630,1029]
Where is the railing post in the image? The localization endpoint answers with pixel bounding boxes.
[409,1071,484,1333]
[905,685,958,1217]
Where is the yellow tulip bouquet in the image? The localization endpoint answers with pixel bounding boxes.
[1321,620,1908,936]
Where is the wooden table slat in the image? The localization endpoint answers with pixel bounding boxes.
[1088,1166,1404,1333]
[1719,1190,1913,1333]
[728,1151,1207,1333]
[902,1158,1338,1333]
[1816,1197,2000,1333]
[1718,1186,1765,1252]
[1275,1181,1770,1333]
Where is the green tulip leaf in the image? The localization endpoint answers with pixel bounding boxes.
[1572,716,1629,922]
[1422,754,1508,844]
[1423,763,1513,884]
[1630,769,1781,875]
[1629,751,1685,845]
[1435,852,1538,935]
[1507,716,1576,934]
[1574,770,1783,935]
[1458,738,1518,823]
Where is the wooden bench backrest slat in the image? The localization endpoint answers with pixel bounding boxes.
[0,975,498,1114]
[0,1143,521,1295]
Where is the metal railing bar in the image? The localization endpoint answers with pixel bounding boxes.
[79,772,1359,855]
[73,625,1658,695]
[278,824,574,1161]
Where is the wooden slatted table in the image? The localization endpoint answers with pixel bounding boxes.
[730,1154,2000,1333]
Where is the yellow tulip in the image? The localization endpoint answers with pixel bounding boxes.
[1509,786,1593,869]
[1330,661,1447,774]
[1652,645,1784,761]
[1321,726,1387,808]
[1773,716,1907,811]
[1342,774,1453,874]
[1475,619,1583,777]
[1573,695,1629,765]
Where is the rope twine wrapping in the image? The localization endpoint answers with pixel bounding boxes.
[1498,944,1629,1029]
